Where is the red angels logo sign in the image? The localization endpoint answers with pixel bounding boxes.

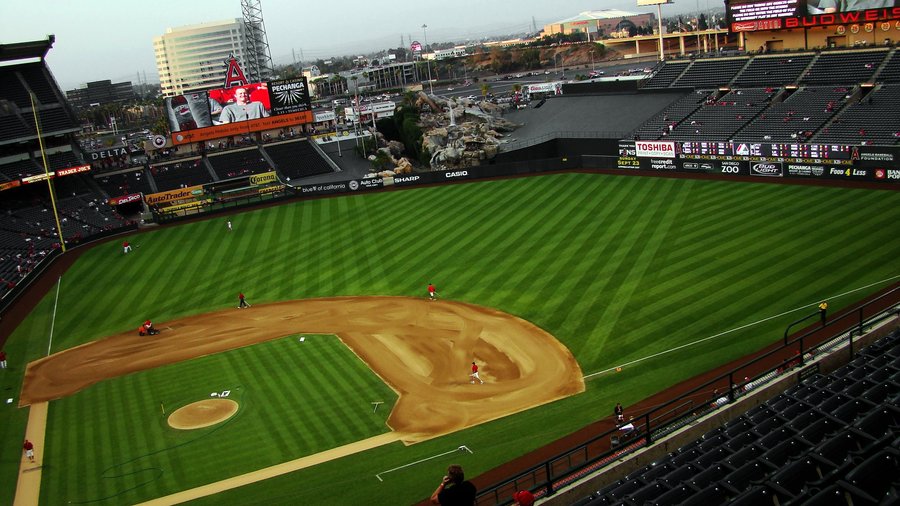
[836,25,846,34]
[864,23,874,32]
[850,24,860,33]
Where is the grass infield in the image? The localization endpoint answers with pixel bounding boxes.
[1,172,898,505]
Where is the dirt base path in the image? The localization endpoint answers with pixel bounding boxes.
[12,402,47,506]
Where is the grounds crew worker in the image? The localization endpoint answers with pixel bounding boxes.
[818,301,828,326]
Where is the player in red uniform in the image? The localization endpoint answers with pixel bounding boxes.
[428,283,437,300]
[470,361,484,384]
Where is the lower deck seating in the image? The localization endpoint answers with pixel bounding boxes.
[263,140,333,181]
[576,329,900,505]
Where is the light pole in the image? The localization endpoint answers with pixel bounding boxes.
[332,105,342,157]
[555,54,563,78]
[590,49,595,72]
[422,23,434,95]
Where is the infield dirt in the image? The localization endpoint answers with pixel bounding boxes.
[21,296,585,443]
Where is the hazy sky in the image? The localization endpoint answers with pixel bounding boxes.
[0,0,711,90]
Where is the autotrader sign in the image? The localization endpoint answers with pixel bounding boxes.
[635,141,676,159]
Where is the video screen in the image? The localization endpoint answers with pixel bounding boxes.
[806,0,897,14]
[166,77,314,145]
[208,82,271,125]
[165,92,213,132]
[728,0,801,25]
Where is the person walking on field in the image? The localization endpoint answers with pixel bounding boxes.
[227,220,232,232]
[818,301,828,326]
[470,361,484,384]
[123,240,131,254]
[0,350,7,368]
[23,439,34,462]
[428,283,437,300]
[238,292,250,308]
[614,402,624,423]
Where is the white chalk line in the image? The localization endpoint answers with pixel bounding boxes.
[583,274,900,380]
[375,445,473,482]
[47,276,62,356]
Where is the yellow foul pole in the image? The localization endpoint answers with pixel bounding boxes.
[29,92,66,252]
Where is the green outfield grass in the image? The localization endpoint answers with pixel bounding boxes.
[1,172,899,505]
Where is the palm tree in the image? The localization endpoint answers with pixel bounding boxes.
[480,83,492,100]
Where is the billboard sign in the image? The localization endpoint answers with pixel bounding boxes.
[635,141,676,158]
[267,78,312,116]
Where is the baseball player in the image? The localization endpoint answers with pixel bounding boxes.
[23,439,35,462]
[428,283,437,300]
[470,361,484,384]
[238,292,250,308]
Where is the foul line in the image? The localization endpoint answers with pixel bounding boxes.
[584,274,900,380]
[375,446,473,482]
[47,276,62,356]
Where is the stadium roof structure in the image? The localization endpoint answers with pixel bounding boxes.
[0,36,55,64]
[551,10,643,24]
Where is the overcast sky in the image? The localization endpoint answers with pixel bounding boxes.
[0,0,713,90]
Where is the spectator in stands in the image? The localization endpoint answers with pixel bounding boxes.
[430,464,476,505]
[219,87,268,124]
[819,0,894,13]
[513,490,535,506]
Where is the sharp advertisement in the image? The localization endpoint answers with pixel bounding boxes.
[728,0,900,31]
[166,77,313,146]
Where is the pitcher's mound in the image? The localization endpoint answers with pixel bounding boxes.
[167,399,239,430]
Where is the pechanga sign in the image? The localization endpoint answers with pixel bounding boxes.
[635,141,676,159]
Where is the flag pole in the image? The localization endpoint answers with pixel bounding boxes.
[30,92,66,252]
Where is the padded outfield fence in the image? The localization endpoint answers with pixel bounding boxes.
[474,285,900,505]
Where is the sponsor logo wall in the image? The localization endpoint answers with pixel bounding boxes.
[615,140,899,183]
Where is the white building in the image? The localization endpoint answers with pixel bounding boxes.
[154,19,272,97]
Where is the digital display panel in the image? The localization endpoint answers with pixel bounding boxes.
[728,0,900,31]
[680,142,853,161]
[166,77,313,145]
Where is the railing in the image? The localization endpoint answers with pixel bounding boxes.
[475,285,900,505]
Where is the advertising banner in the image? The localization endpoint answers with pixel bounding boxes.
[267,78,311,116]
[0,180,21,192]
[249,171,278,186]
[109,193,143,206]
[170,110,314,145]
[56,165,91,177]
[144,185,205,206]
[749,162,784,177]
[635,141,676,159]
[88,147,131,161]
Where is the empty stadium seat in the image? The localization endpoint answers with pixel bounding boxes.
[727,484,792,506]
[650,484,696,505]
[768,454,837,496]
[724,444,764,470]
[688,463,733,489]
[838,448,900,504]
[679,484,734,506]
[814,428,876,467]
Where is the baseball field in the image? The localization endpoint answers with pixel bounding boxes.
[1,172,899,505]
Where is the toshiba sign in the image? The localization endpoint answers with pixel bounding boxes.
[635,141,676,159]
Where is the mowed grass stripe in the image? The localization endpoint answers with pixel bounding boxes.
[492,175,612,312]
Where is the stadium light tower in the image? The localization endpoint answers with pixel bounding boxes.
[637,0,673,61]
[422,24,434,95]
[241,0,275,82]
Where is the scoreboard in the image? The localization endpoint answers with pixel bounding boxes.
[727,0,900,31]
[680,141,853,163]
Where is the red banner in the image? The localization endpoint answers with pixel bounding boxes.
[109,193,143,206]
[170,110,314,146]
